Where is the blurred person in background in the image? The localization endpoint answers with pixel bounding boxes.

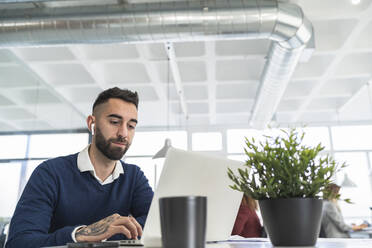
[231,195,262,237]
[321,183,367,238]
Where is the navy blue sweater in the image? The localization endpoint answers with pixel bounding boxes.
[6,153,154,248]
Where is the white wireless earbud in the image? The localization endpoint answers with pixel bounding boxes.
[91,123,95,136]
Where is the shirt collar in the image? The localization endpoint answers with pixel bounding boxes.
[77,145,124,185]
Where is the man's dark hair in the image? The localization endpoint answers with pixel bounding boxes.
[92,87,139,113]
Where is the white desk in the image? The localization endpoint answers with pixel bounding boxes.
[47,238,372,248]
[211,238,372,247]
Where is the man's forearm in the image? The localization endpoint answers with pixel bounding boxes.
[74,213,142,242]
[75,215,119,242]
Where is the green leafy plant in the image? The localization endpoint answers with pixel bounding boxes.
[228,128,346,200]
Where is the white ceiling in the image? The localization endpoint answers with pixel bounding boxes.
[0,0,372,132]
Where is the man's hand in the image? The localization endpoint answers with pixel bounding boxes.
[352,223,368,231]
[75,213,142,242]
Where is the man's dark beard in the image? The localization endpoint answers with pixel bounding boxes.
[95,126,130,160]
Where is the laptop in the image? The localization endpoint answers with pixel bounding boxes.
[121,148,245,247]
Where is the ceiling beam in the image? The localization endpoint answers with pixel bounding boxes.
[205,41,217,125]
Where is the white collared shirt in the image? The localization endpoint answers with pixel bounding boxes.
[72,145,125,241]
[77,145,124,185]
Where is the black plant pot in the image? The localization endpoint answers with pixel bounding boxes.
[259,198,323,246]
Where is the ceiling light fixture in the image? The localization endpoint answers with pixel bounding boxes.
[152,138,172,159]
[341,174,357,187]
[351,0,361,5]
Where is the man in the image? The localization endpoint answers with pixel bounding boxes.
[6,87,154,247]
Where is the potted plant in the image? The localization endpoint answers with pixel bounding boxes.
[228,128,345,246]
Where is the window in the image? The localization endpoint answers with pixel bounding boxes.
[28,133,88,158]
[124,157,156,190]
[225,127,372,225]
[126,131,187,156]
[334,152,372,220]
[332,126,372,150]
[1,125,372,225]
[228,127,330,153]
[227,129,256,154]
[0,135,28,159]
[125,130,188,190]
[301,127,331,150]
[0,162,21,217]
[192,132,222,151]
[227,128,288,153]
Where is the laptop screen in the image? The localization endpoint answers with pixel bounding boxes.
[142,148,244,246]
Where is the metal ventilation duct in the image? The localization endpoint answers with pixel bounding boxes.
[0,0,313,129]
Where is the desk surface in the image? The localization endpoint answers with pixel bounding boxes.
[48,238,372,248]
[218,238,372,247]
[351,228,372,238]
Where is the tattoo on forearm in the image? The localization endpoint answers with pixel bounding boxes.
[76,215,119,237]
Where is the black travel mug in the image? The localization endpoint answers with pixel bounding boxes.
[159,196,207,248]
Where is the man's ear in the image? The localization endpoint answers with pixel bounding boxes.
[87,115,95,135]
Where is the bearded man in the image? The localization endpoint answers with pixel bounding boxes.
[6,88,154,248]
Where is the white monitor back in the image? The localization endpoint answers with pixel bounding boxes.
[143,148,244,246]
